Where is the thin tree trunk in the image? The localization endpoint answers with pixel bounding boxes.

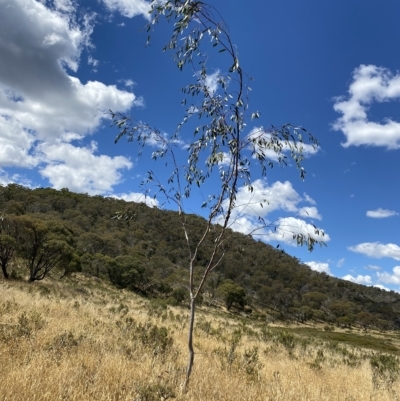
[1,264,9,279]
[184,296,196,392]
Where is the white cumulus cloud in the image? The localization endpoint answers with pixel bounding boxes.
[270,216,329,246]
[218,180,328,247]
[365,264,381,271]
[114,192,159,208]
[377,266,400,285]
[303,193,316,205]
[201,70,221,94]
[349,242,400,261]
[247,127,319,163]
[333,65,400,149]
[374,284,390,291]
[342,274,372,285]
[366,208,398,218]
[231,180,301,218]
[0,0,139,194]
[101,0,150,18]
[298,206,322,220]
[305,261,331,275]
[38,140,132,195]
[337,258,345,267]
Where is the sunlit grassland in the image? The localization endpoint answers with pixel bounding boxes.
[1,274,400,401]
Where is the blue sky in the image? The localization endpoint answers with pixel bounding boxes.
[1,0,400,290]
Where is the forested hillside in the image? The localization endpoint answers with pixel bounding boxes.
[1,183,400,330]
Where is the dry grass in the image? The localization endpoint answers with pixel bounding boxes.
[1,275,400,401]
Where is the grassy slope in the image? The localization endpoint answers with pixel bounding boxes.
[1,274,400,401]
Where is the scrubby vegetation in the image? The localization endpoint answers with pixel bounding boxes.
[1,276,400,400]
[1,184,400,332]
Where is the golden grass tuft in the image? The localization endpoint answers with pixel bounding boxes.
[1,275,400,400]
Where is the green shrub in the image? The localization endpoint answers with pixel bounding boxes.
[147,298,168,317]
[134,383,175,401]
[171,287,187,304]
[133,322,173,355]
[217,280,246,310]
[107,255,149,294]
[242,346,262,380]
[308,349,324,370]
[49,331,82,350]
[370,353,400,390]
[274,330,297,351]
